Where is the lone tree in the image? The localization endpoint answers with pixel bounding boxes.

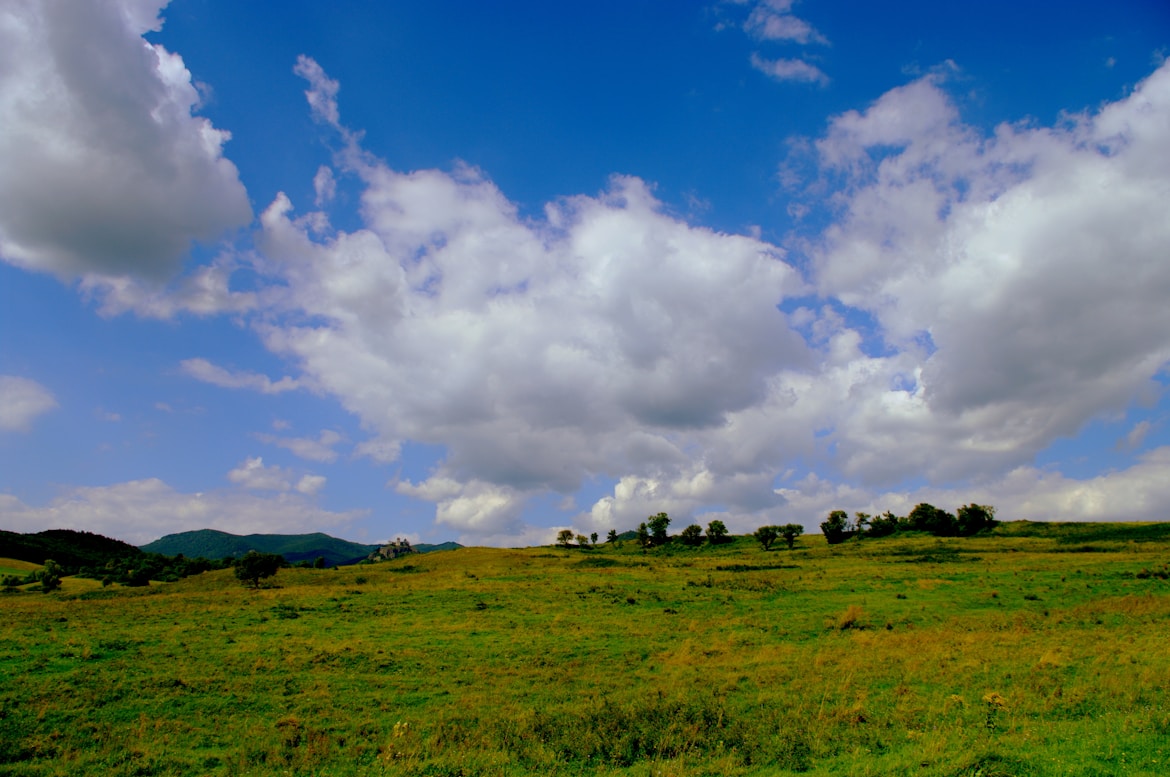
[754,525,780,551]
[706,519,729,545]
[647,513,671,546]
[557,529,576,548]
[235,550,284,589]
[679,524,704,546]
[779,523,804,549]
[606,529,618,544]
[590,532,599,547]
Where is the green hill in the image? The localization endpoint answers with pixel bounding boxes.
[141,529,379,567]
[0,529,143,574]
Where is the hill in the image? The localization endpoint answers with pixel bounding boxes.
[141,529,379,567]
[0,529,143,573]
[3,526,1168,775]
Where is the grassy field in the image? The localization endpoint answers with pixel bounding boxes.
[1,526,1168,776]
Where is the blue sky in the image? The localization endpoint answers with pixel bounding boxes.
[2,0,1169,547]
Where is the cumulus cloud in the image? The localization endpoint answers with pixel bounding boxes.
[227,456,328,495]
[79,259,257,318]
[0,478,363,546]
[248,64,812,539]
[180,358,302,394]
[798,61,1170,484]
[0,376,58,431]
[0,0,250,280]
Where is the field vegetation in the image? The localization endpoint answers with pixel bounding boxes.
[1,522,1168,776]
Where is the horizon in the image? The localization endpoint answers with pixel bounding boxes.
[2,1,1169,547]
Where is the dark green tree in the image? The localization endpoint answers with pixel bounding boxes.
[647,513,671,546]
[679,524,704,546]
[590,532,599,547]
[956,504,997,536]
[39,559,63,592]
[866,511,901,538]
[754,525,780,551]
[636,522,651,551]
[907,503,957,536]
[314,556,327,569]
[779,523,804,549]
[234,550,284,589]
[606,529,618,544]
[556,529,575,548]
[706,519,729,545]
[820,510,853,545]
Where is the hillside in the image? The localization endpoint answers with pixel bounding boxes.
[141,529,379,567]
[0,529,143,573]
[2,525,1167,775]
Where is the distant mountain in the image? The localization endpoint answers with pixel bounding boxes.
[414,541,463,553]
[141,529,380,567]
[0,529,143,573]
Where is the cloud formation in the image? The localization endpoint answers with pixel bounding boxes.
[0,478,362,546]
[180,358,302,394]
[0,0,250,280]
[0,376,58,432]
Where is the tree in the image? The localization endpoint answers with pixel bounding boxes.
[907,503,956,536]
[647,513,671,546]
[854,513,872,536]
[779,523,804,549]
[234,550,284,589]
[575,534,589,547]
[606,529,618,544]
[754,525,780,551]
[39,559,63,592]
[556,529,576,548]
[820,510,853,545]
[706,520,729,545]
[866,511,901,538]
[679,524,704,546]
[636,522,651,551]
[590,532,599,547]
[956,504,996,536]
[314,556,327,569]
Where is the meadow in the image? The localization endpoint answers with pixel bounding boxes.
[1,525,1168,776]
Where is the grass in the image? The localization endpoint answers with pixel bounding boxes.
[0,528,1168,775]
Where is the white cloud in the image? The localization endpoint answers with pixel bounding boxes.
[180,358,302,394]
[744,0,827,45]
[227,456,293,491]
[79,259,257,319]
[255,429,344,463]
[0,375,58,431]
[296,474,327,495]
[396,477,527,536]
[750,54,829,86]
[1118,420,1152,451]
[313,165,337,206]
[0,478,363,546]
[0,0,250,280]
[800,61,1170,484]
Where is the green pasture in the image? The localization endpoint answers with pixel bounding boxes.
[1,528,1168,776]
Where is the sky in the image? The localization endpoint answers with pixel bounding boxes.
[2,0,1169,548]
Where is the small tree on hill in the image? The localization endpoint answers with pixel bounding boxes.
[820,510,853,545]
[866,511,901,538]
[779,524,804,549]
[636,522,651,551]
[956,504,996,536]
[590,532,599,547]
[557,529,575,548]
[606,529,618,544]
[907,503,956,536]
[235,550,284,589]
[754,525,780,551]
[679,524,704,546]
[39,559,63,593]
[647,513,671,546]
[575,534,589,548]
[706,520,729,545]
